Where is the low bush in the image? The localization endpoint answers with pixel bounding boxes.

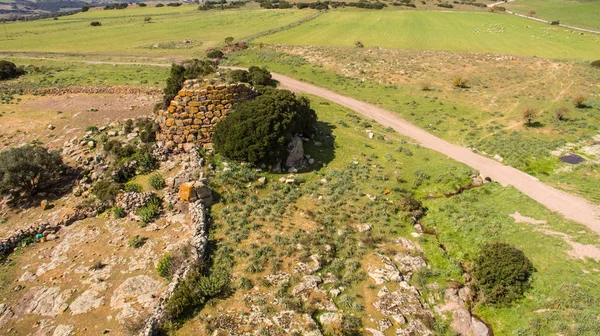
[113,206,125,218]
[149,173,165,190]
[473,242,535,306]
[573,95,587,108]
[453,76,469,88]
[166,266,231,320]
[591,60,600,68]
[229,69,249,83]
[124,181,143,193]
[206,49,224,59]
[0,60,25,80]
[137,197,161,225]
[522,106,538,126]
[157,254,173,278]
[92,180,122,202]
[554,106,568,121]
[128,235,147,248]
[90,21,101,26]
[248,66,273,86]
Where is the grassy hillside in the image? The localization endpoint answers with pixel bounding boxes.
[0,6,316,56]
[505,0,600,31]
[257,9,600,60]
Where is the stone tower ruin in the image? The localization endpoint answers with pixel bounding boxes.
[155,79,257,153]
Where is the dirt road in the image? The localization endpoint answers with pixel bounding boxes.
[266,71,600,235]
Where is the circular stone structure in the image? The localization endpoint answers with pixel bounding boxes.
[155,79,257,153]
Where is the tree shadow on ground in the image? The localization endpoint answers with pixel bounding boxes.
[300,120,337,173]
[5,165,82,210]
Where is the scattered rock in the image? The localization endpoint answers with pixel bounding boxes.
[70,289,104,315]
[52,324,74,336]
[40,200,50,211]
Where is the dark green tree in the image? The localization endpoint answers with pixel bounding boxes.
[213,88,317,164]
[0,145,65,198]
[0,60,25,80]
[473,242,535,306]
[248,66,273,86]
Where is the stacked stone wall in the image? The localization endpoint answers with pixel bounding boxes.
[155,80,256,153]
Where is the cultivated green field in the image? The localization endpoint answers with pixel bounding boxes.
[0,6,316,57]
[505,0,600,31]
[257,10,600,60]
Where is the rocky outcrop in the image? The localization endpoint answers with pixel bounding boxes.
[155,80,257,153]
[286,136,306,168]
[437,287,491,336]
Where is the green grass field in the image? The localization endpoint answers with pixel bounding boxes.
[257,9,600,60]
[0,6,316,56]
[505,0,600,31]
[223,49,600,204]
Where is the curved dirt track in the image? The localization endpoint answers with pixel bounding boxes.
[267,71,600,235]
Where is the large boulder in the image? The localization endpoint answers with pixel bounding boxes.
[286,136,306,168]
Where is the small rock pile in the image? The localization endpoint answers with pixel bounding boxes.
[115,192,157,213]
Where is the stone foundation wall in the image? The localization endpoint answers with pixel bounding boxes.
[155,80,256,153]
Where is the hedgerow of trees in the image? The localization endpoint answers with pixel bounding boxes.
[227,66,273,86]
[213,88,317,165]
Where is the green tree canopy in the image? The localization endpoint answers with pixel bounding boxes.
[213,88,317,165]
[473,242,535,306]
[0,145,65,198]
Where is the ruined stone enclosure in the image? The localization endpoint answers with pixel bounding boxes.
[155,79,257,153]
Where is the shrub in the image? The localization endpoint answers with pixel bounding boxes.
[0,145,64,199]
[591,60,600,68]
[528,10,536,16]
[355,41,364,48]
[92,180,122,202]
[162,59,216,107]
[128,235,147,248]
[229,69,249,83]
[453,76,469,88]
[81,6,89,11]
[124,181,143,193]
[420,82,433,91]
[206,49,224,59]
[138,3,147,7]
[113,206,125,218]
[137,197,161,224]
[90,21,102,26]
[156,3,164,7]
[248,66,273,86]
[550,20,559,26]
[0,60,25,80]
[473,242,535,306]
[224,36,234,45]
[149,173,165,190]
[166,267,231,319]
[554,106,568,121]
[522,106,538,126]
[156,254,173,278]
[213,88,317,165]
[573,95,587,108]
[144,16,152,23]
